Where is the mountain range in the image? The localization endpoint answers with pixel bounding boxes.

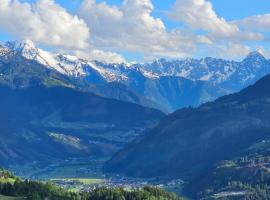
[2,40,270,112]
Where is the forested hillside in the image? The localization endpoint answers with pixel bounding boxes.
[105,74,270,199]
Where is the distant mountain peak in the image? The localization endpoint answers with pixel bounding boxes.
[0,44,7,51]
[155,58,167,63]
[5,39,36,51]
[244,51,266,61]
[0,44,10,57]
[5,39,39,60]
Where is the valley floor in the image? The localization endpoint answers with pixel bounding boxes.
[7,157,185,198]
[0,196,25,200]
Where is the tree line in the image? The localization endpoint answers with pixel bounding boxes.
[0,169,183,200]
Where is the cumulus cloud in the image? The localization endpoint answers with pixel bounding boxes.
[78,0,203,59]
[0,0,129,62]
[234,14,270,32]
[90,49,126,63]
[168,0,262,41]
[75,49,126,64]
[0,0,267,61]
[215,44,270,60]
[169,0,237,36]
[214,43,251,59]
[0,0,90,49]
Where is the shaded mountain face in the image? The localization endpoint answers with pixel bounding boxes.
[184,138,270,199]
[0,48,165,165]
[88,82,168,113]
[0,85,164,166]
[105,75,270,179]
[4,40,270,112]
[125,75,227,112]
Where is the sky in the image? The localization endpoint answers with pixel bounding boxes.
[0,0,270,62]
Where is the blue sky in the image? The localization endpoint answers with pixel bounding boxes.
[48,0,270,27]
[53,0,270,19]
[48,0,270,24]
[1,0,270,62]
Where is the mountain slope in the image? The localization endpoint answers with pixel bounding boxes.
[129,76,227,112]
[0,44,76,88]
[105,75,270,179]
[0,84,164,166]
[91,62,230,112]
[88,82,168,112]
[90,53,270,111]
[184,137,270,199]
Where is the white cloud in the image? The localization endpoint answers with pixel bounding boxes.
[168,0,262,41]
[0,0,266,61]
[234,14,270,32]
[90,49,126,63]
[213,43,251,59]
[169,0,237,36]
[78,0,202,59]
[0,0,90,49]
[216,44,270,60]
[76,49,126,64]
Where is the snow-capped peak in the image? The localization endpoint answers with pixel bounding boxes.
[244,51,266,62]
[5,40,39,60]
[4,40,86,76]
[0,44,10,57]
[1,40,34,58]
[5,39,35,49]
[4,40,125,79]
[2,40,270,89]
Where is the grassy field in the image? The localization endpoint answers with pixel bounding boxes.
[38,165,102,179]
[50,178,104,192]
[0,178,16,184]
[51,178,104,185]
[8,159,107,194]
[0,195,25,200]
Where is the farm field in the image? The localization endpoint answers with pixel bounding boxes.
[0,195,25,200]
[51,178,104,185]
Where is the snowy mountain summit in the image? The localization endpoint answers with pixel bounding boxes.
[5,40,39,60]
[1,40,270,112]
[3,40,269,89]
